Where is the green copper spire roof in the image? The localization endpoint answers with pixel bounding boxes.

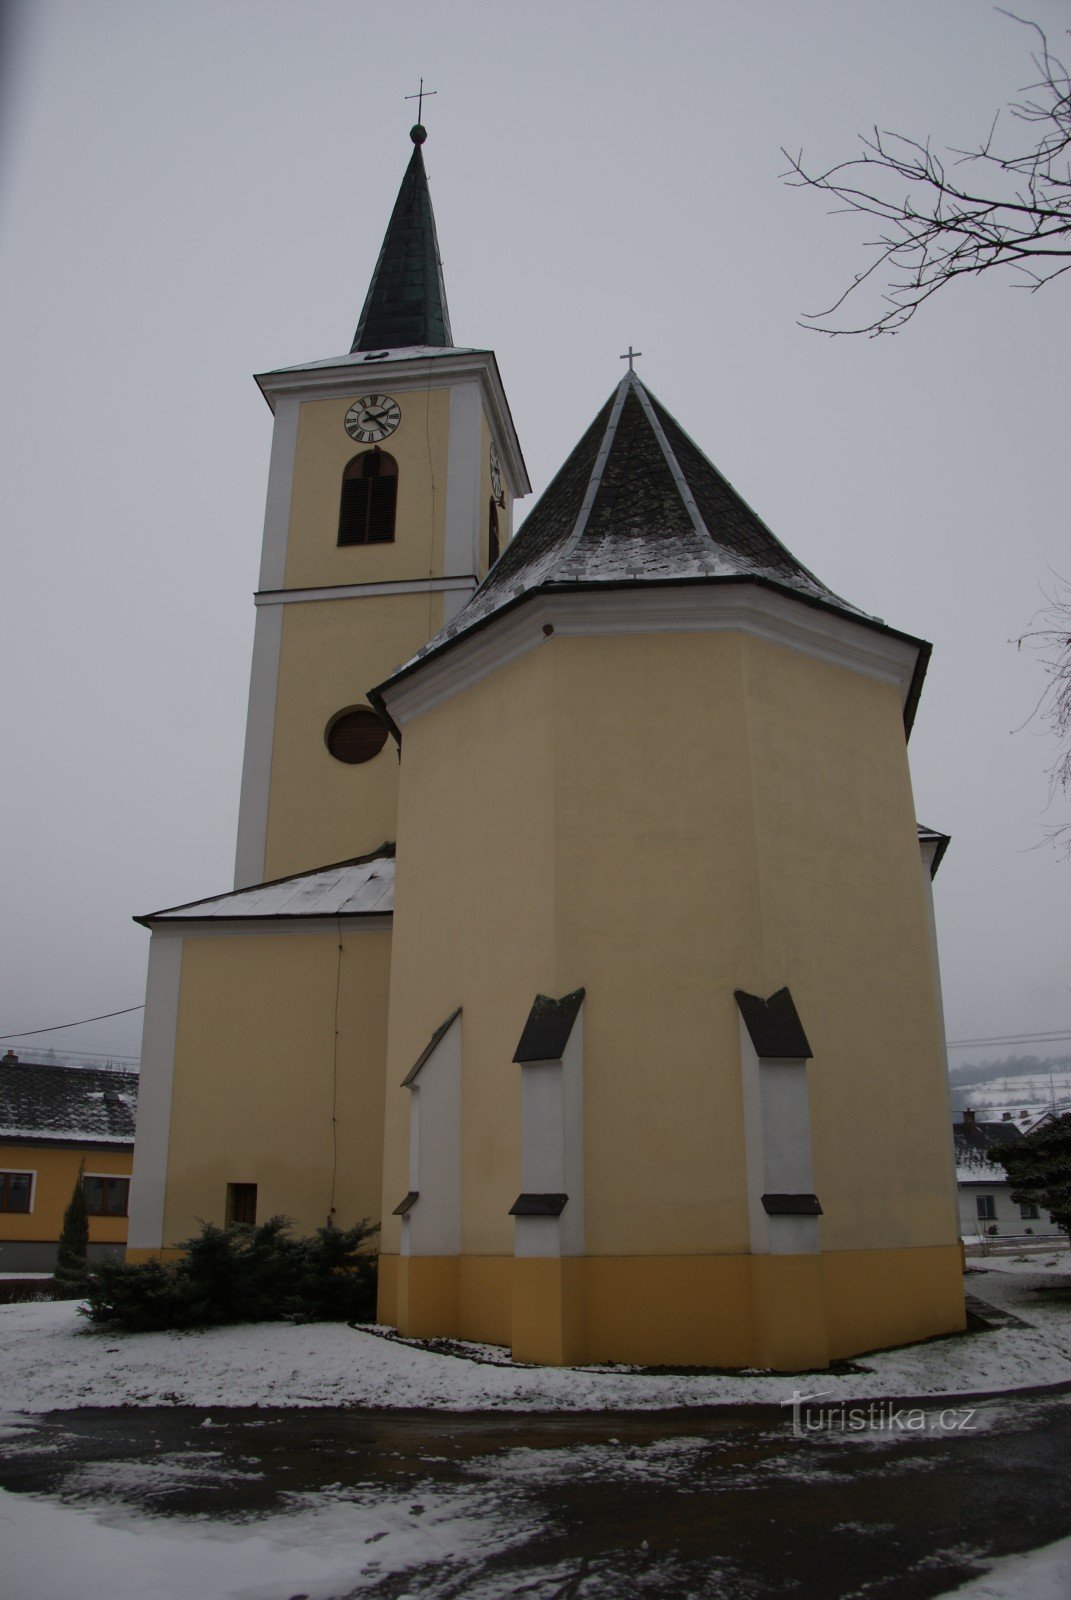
[351,126,453,353]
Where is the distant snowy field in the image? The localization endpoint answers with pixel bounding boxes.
[3,1258,1071,1599]
[954,1072,1071,1120]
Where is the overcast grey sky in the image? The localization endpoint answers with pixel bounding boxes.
[1,0,1068,1069]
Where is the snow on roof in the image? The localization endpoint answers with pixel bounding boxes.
[0,1062,138,1145]
[139,853,395,925]
[376,372,924,710]
[956,1160,1008,1185]
[259,346,485,379]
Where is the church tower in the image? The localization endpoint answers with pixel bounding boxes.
[234,124,529,887]
[128,125,526,1265]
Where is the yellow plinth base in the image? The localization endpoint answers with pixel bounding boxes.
[378,1245,965,1371]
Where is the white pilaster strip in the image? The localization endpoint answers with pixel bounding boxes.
[445,382,481,582]
[739,1018,770,1254]
[258,398,300,591]
[127,935,184,1252]
[404,1012,462,1256]
[919,837,959,1195]
[739,1018,820,1256]
[515,1005,585,1259]
[760,1061,820,1255]
[233,603,284,889]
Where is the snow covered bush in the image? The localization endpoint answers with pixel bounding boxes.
[81,1215,378,1332]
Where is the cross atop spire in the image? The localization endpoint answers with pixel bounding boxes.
[405,77,437,129]
[619,345,643,373]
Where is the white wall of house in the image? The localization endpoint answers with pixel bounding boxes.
[957,1179,1063,1242]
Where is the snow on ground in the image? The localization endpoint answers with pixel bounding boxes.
[2,1256,1070,1414]
[934,1532,1071,1600]
[0,1481,525,1600]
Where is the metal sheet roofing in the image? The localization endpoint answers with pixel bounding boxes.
[139,854,395,925]
[351,132,453,354]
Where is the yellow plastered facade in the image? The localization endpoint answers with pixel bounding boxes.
[158,927,390,1249]
[378,1247,965,1370]
[263,593,438,880]
[258,384,511,881]
[284,390,451,591]
[376,626,964,1368]
[0,1144,132,1250]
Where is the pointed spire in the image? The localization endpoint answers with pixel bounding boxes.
[351,125,453,353]
[435,369,863,626]
[379,370,882,700]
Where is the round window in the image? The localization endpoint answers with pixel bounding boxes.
[325,707,389,765]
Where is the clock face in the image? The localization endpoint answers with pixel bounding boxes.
[489,441,503,502]
[345,395,401,444]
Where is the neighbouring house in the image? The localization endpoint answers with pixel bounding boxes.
[0,1054,138,1272]
[954,1108,1063,1243]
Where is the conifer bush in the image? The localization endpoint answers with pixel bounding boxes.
[82,1216,378,1332]
[997,1112,1071,1237]
[53,1163,90,1300]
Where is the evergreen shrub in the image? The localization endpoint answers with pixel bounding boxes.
[82,1215,378,1332]
[53,1163,90,1300]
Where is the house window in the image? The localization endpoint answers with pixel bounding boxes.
[226,1183,257,1226]
[488,499,500,567]
[0,1171,32,1212]
[82,1175,130,1216]
[976,1195,996,1220]
[338,450,397,545]
[1020,1201,1040,1220]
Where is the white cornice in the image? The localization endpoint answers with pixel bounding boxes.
[255,348,530,499]
[254,576,478,608]
[379,584,922,730]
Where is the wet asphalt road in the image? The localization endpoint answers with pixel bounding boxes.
[3,1387,1071,1599]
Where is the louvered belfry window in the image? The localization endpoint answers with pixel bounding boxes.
[338,450,398,546]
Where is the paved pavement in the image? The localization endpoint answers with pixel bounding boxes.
[4,1383,1071,1598]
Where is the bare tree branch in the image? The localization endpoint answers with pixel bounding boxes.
[783,13,1071,335]
[1017,578,1071,849]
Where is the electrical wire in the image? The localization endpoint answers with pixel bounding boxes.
[947,1030,1071,1050]
[0,1006,144,1041]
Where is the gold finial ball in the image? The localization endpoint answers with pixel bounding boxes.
[410,124,427,145]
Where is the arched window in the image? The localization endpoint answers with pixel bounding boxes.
[338,450,397,546]
[488,498,500,568]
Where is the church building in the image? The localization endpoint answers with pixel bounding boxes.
[128,123,965,1370]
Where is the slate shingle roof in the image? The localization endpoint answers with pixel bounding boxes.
[0,1062,138,1146]
[377,371,881,700]
[351,131,452,353]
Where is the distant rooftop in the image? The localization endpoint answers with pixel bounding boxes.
[0,1060,138,1147]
